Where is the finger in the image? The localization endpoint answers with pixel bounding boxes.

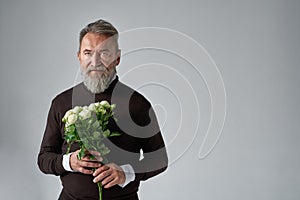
[93,167,111,183]
[88,150,101,157]
[81,157,103,163]
[82,153,103,162]
[107,167,125,187]
[77,166,94,175]
[81,154,101,161]
[94,155,103,162]
[70,151,80,171]
[102,165,124,188]
[79,160,102,168]
[82,156,103,163]
[102,175,115,188]
[93,165,110,176]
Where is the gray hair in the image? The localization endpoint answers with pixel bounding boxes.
[79,19,119,51]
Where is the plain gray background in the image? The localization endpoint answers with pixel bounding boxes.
[1,0,299,199]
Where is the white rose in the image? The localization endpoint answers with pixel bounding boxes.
[100,100,109,107]
[63,110,73,121]
[94,102,100,107]
[73,106,82,114]
[88,103,96,111]
[79,108,91,120]
[67,113,78,124]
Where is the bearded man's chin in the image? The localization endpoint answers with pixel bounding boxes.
[82,69,115,94]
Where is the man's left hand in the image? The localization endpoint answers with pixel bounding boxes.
[92,163,125,188]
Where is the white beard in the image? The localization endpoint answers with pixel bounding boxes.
[81,66,116,94]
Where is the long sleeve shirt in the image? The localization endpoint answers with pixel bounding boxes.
[38,77,168,200]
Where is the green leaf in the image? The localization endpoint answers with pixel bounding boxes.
[92,120,100,129]
[78,148,86,160]
[89,154,96,160]
[66,143,72,154]
[93,131,101,138]
[109,131,122,137]
[98,143,105,150]
[65,125,75,133]
[103,130,110,137]
[101,147,110,156]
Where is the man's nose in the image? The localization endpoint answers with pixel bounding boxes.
[91,52,102,66]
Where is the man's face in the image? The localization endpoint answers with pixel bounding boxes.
[78,32,120,80]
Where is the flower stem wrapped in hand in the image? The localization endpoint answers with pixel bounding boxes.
[62,100,121,200]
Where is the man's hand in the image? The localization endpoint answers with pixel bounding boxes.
[92,163,125,188]
[69,150,102,174]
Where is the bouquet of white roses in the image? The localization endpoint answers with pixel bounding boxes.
[62,100,121,200]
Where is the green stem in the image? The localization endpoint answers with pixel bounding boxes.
[93,168,102,200]
[97,181,102,200]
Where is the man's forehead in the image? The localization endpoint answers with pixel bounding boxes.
[81,32,116,50]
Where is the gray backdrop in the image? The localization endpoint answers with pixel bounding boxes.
[0,0,299,199]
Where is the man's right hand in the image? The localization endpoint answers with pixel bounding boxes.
[69,149,102,174]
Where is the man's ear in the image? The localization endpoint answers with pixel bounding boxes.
[77,51,81,61]
[115,49,121,66]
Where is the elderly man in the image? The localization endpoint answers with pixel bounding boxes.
[38,19,168,200]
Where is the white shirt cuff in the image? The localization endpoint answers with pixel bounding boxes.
[62,153,74,172]
[118,164,135,188]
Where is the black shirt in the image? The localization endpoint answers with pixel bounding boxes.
[38,77,168,200]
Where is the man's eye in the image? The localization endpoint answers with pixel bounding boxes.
[84,52,91,55]
[101,51,111,58]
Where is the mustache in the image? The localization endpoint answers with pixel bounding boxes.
[86,66,107,73]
